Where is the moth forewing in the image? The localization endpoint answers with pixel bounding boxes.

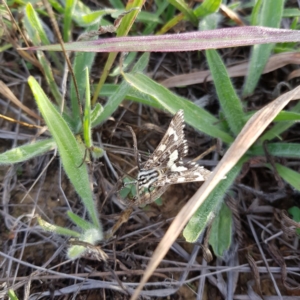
[126,109,213,206]
[132,185,169,207]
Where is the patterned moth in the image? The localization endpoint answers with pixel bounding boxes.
[126,110,212,206]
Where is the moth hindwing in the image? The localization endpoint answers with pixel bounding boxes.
[127,110,212,207]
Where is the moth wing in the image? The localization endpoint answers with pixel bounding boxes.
[151,161,212,187]
[143,110,188,170]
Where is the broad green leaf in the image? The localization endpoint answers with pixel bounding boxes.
[183,160,243,242]
[209,202,232,257]
[243,0,285,96]
[206,49,245,136]
[0,138,56,164]
[123,72,233,143]
[28,76,101,229]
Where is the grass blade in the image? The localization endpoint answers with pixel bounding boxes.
[251,143,300,158]
[123,72,233,143]
[28,76,101,229]
[0,138,56,164]
[243,0,285,96]
[183,161,242,242]
[206,49,245,135]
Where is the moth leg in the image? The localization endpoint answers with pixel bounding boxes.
[77,147,89,168]
[147,184,154,204]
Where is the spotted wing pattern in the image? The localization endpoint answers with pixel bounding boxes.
[134,110,213,204]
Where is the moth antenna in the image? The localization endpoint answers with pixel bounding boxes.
[127,126,141,170]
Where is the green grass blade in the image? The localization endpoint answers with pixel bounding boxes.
[116,1,142,37]
[98,83,162,109]
[37,53,63,107]
[74,9,115,27]
[28,76,101,229]
[168,0,198,25]
[251,143,300,158]
[110,52,137,76]
[183,160,243,242]
[38,216,81,237]
[70,24,98,130]
[260,101,300,141]
[109,0,124,9]
[24,3,61,70]
[24,4,63,106]
[67,211,97,231]
[92,81,131,127]
[194,0,222,18]
[8,290,19,300]
[250,0,263,25]
[83,67,92,148]
[0,138,56,164]
[63,0,76,42]
[90,103,104,125]
[123,72,233,143]
[206,49,245,136]
[243,0,285,97]
[273,110,300,121]
[92,53,149,127]
[288,207,300,235]
[48,0,64,13]
[272,163,300,191]
[208,202,232,257]
[92,1,142,105]
[131,52,150,72]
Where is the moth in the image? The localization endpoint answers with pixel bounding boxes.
[126,110,212,206]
